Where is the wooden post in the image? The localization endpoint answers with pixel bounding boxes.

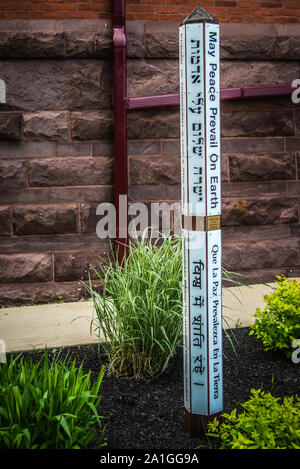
[179,7,223,436]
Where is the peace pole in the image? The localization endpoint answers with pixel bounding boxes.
[180,7,223,436]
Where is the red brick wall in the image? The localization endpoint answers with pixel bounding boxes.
[1,1,300,23]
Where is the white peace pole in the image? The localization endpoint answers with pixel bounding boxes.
[180,7,223,436]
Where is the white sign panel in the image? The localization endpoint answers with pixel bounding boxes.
[183,228,222,416]
[188,229,208,414]
[180,22,221,218]
[205,23,221,216]
[182,231,190,412]
[180,17,223,420]
[185,23,206,218]
[207,229,223,414]
[179,26,188,213]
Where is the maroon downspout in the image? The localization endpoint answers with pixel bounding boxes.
[113,0,128,264]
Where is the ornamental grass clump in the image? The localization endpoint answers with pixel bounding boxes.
[250,276,300,357]
[0,351,106,449]
[87,234,257,377]
[87,234,183,378]
[207,389,300,449]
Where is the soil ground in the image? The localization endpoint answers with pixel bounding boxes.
[11,326,299,450]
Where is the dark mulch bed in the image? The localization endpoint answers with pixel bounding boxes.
[11,327,299,450]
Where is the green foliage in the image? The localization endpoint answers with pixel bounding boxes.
[87,234,258,378]
[207,389,300,449]
[87,234,183,378]
[249,276,300,357]
[0,351,106,449]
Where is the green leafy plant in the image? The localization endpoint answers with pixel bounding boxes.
[86,233,256,377]
[249,276,300,357]
[0,351,106,449]
[207,389,300,449]
[87,234,183,378]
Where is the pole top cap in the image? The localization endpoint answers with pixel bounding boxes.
[181,7,218,25]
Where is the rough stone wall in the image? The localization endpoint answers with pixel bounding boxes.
[0,20,299,305]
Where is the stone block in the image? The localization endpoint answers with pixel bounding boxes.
[220,24,277,60]
[222,239,300,271]
[29,157,113,187]
[145,22,179,58]
[222,95,294,111]
[222,224,291,242]
[80,203,98,233]
[64,19,112,57]
[0,207,10,236]
[0,160,27,189]
[128,184,180,202]
[276,24,300,60]
[221,60,300,89]
[295,110,300,136]
[222,181,287,198]
[127,21,145,58]
[23,111,69,141]
[81,201,180,237]
[130,155,180,185]
[161,140,179,156]
[291,224,300,236]
[0,142,53,159]
[0,31,65,58]
[13,205,78,235]
[71,111,113,140]
[221,155,229,183]
[127,59,179,97]
[0,59,110,111]
[0,113,22,141]
[92,141,113,157]
[0,233,109,254]
[221,137,285,154]
[285,138,300,151]
[287,181,300,195]
[0,283,88,306]
[221,110,294,137]
[127,109,180,139]
[128,140,161,156]
[0,159,27,189]
[0,186,113,205]
[222,197,298,227]
[0,253,52,283]
[0,20,65,58]
[277,35,300,59]
[229,153,296,182]
[54,250,108,281]
[56,142,92,157]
